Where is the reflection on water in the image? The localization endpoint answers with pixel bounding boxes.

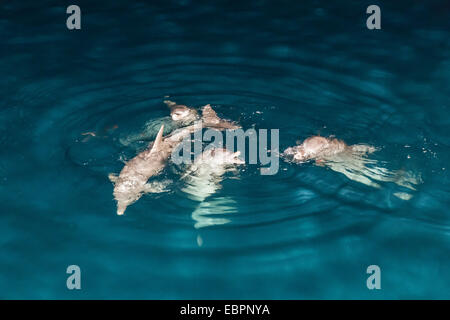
[1,0,450,299]
[323,150,422,199]
[119,116,174,147]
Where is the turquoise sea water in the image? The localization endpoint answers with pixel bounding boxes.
[1,1,449,299]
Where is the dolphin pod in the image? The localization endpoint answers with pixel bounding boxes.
[109,102,240,215]
[109,102,421,215]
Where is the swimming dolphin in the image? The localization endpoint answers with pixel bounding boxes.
[283,136,376,163]
[109,105,240,215]
[181,148,244,229]
[283,135,421,198]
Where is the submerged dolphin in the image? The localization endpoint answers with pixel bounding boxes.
[164,100,199,122]
[283,135,421,198]
[109,105,240,215]
[283,136,375,163]
[181,148,244,229]
[109,125,171,215]
[119,100,200,146]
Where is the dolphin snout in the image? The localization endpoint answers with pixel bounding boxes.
[117,203,127,215]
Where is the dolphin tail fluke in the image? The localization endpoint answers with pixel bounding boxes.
[150,124,164,154]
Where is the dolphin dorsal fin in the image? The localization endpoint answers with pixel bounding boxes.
[202,104,220,124]
[150,125,164,154]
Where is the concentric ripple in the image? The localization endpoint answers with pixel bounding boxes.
[49,53,447,247]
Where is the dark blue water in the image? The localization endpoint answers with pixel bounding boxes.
[1,0,450,299]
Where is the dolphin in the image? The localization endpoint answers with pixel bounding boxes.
[283,135,421,198]
[164,100,199,123]
[109,105,240,215]
[109,125,170,215]
[201,104,240,130]
[283,136,376,163]
[181,148,244,229]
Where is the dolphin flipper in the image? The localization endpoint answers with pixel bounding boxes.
[108,173,119,184]
[150,124,164,154]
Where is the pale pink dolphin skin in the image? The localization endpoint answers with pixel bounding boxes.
[181,148,244,230]
[164,100,199,122]
[283,136,370,163]
[109,125,170,215]
[109,103,240,215]
[185,148,245,186]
